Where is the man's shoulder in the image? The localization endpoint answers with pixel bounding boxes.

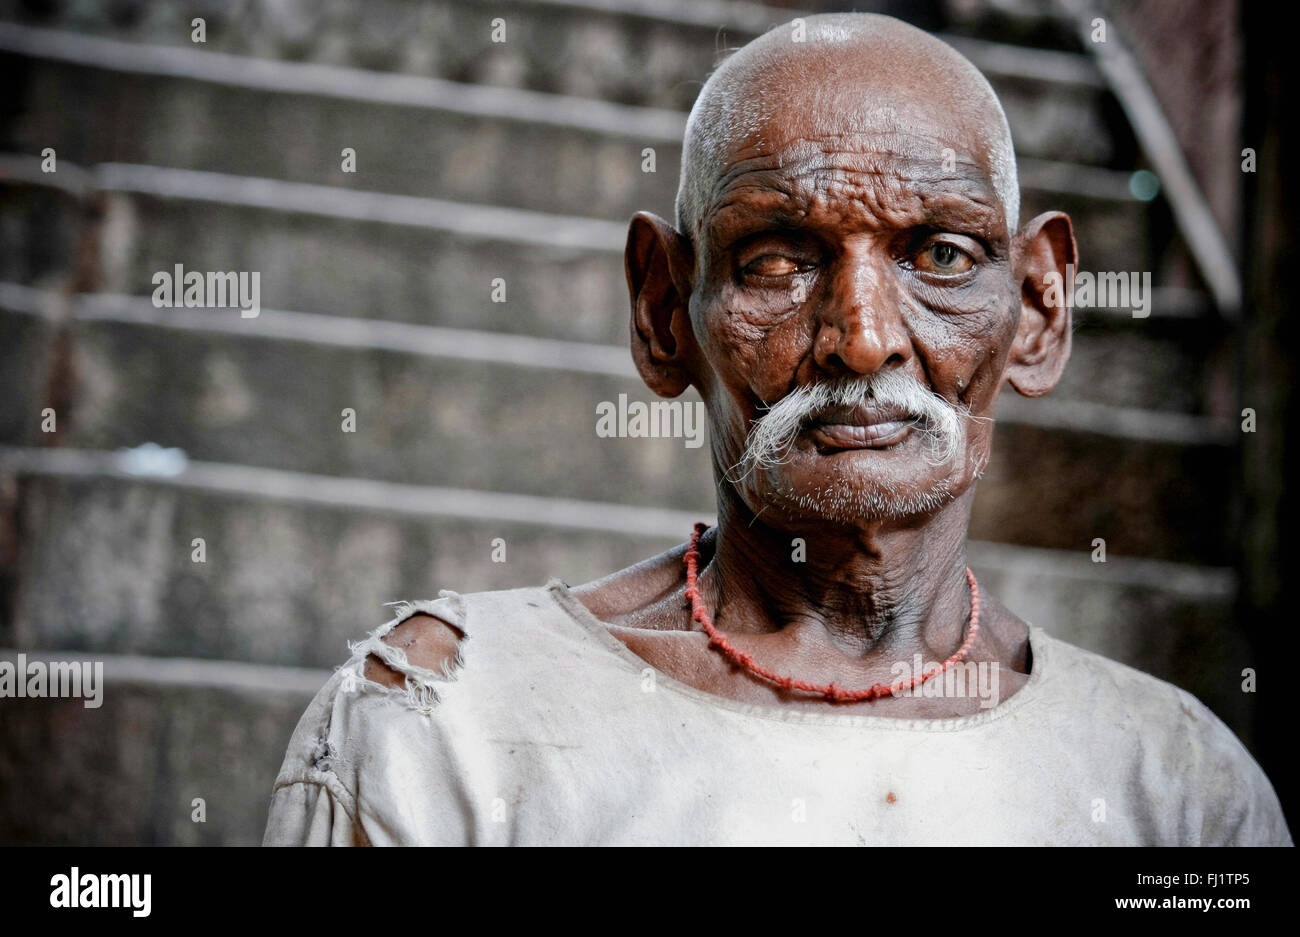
[1037,628,1241,747]
[271,583,563,774]
[1033,628,1291,844]
[1037,629,1183,699]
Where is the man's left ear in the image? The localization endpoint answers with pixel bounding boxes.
[1004,211,1077,397]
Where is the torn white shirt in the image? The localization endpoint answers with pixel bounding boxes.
[263,580,1292,846]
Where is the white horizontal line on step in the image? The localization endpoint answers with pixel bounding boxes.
[5,286,638,378]
[0,646,330,695]
[967,540,1235,600]
[97,162,629,252]
[994,394,1233,447]
[0,444,715,540]
[0,154,628,251]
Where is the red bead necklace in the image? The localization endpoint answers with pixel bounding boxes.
[683,522,981,703]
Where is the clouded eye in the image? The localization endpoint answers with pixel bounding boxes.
[915,242,974,275]
[743,254,802,278]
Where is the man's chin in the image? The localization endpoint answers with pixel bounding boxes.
[743,452,962,525]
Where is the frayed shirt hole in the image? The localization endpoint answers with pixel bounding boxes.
[378,613,466,677]
[362,654,408,690]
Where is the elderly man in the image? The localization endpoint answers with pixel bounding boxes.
[264,14,1290,846]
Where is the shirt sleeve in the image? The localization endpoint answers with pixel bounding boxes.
[263,592,474,846]
[263,774,367,846]
[261,666,366,847]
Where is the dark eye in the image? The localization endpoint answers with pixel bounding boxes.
[743,254,802,278]
[915,242,974,275]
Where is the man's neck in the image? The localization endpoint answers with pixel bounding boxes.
[697,488,976,664]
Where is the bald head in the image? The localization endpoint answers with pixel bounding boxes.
[675,13,1019,241]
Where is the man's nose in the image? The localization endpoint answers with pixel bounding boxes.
[812,251,913,376]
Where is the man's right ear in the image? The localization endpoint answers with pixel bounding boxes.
[625,211,696,398]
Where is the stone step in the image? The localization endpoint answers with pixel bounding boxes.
[0,277,1234,423]
[0,647,323,845]
[0,47,1128,222]
[0,166,635,343]
[0,167,1161,342]
[14,312,718,513]
[0,459,1239,668]
[0,462,706,669]
[1055,311,1229,417]
[7,55,683,224]
[0,296,1235,559]
[0,5,1115,162]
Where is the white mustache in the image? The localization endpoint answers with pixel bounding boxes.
[731,371,979,482]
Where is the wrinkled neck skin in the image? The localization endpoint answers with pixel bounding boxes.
[694,479,976,663]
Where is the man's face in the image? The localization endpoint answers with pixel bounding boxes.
[689,92,1022,526]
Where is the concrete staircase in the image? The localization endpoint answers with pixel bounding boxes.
[0,0,1247,844]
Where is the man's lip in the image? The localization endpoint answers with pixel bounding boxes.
[805,404,918,449]
[808,419,915,449]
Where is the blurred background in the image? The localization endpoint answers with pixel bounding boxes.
[0,0,1294,844]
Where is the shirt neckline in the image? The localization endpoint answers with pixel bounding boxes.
[544,577,1050,731]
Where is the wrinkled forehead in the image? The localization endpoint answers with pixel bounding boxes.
[719,69,1003,202]
[707,131,1006,243]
